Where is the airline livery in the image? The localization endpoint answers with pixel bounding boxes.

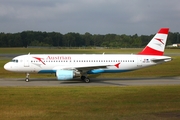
[4,28,171,83]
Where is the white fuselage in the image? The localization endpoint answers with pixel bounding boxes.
[4,54,171,74]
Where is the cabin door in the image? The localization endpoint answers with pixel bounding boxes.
[137,56,142,67]
[24,56,30,67]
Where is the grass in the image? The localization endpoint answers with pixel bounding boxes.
[0,86,180,120]
[0,48,136,54]
[0,47,180,54]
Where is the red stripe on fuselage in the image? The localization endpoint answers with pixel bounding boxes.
[138,46,163,55]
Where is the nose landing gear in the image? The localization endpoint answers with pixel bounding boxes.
[25,73,29,82]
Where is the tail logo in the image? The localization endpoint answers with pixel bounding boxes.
[138,28,169,56]
[155,38,164,45]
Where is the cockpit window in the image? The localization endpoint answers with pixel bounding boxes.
[11,59,18,63]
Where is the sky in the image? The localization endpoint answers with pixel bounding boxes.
[0,0,180,35]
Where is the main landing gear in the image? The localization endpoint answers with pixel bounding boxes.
[81,75,90,83]
[24,73,90,83]
[25,73,30,82]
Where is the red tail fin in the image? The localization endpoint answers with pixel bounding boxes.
[138,28,169,56]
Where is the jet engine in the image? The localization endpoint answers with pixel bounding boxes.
[56,70,80,80]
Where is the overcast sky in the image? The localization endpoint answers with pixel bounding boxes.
[0,0,180,35]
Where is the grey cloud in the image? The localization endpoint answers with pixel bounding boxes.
[0,0,180,34]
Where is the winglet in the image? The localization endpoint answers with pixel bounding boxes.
[138,28,169,56]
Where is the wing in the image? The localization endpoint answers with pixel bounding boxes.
[53,64,107,70]
[53,63,117,73]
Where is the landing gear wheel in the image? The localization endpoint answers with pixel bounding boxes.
[84,78,90,83]
[25,73,30,82]
[25,78,29,82]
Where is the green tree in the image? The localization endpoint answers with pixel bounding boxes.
[83,32,92,46]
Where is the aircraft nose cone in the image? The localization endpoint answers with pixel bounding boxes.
[4,63,11,71]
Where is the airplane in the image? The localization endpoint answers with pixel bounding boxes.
[4,28,171,83]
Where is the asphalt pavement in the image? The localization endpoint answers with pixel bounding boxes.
[0,77,180,87]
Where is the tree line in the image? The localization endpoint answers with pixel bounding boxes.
[0,31,179,48]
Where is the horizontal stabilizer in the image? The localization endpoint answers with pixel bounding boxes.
[151,57,171,63]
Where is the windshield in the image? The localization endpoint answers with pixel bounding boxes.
[11,59,18,63]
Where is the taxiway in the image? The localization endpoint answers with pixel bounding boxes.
[0,77,180,87]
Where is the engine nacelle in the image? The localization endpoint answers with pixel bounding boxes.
[56,70,74,80]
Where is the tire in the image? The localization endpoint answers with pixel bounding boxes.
[25,78,29,82]
[84,78,90,83]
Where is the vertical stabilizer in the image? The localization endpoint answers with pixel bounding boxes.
[138,28,169,55]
